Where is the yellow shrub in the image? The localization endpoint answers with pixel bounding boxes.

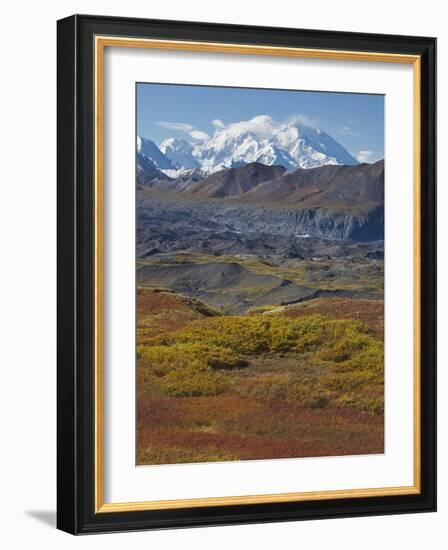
[237,373,295,401]
[336,394,384,415]
[286,380,332,408]
[137,313,384,412]
[161,363,229,397]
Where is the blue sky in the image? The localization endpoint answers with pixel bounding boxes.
[137,83,384,162]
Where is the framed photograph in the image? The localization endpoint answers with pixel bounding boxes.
[57,14,436,534]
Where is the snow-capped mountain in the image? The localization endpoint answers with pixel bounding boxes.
[268,124,358,168]
[196,120,358,171]
[251,143,297,171]
[159,138,200,170]
[137,136,176,171]
[137,117,359,178]
[136,154,170,186]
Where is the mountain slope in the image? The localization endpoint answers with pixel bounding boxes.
[184,163,286,198]
[243,160,384,208]
[137,136,176,170]
[269,124,358,168]
[159,138,200,169]
[163,159,384,209]
[136,153,170,185]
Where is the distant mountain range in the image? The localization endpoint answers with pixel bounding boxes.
[137,118,360,179]
[136,120,384,243]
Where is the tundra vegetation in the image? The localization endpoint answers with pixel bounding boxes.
[136,287,384,465]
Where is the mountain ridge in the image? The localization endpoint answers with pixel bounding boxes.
[139,159,384,211]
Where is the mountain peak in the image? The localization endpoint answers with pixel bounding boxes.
[160,137,199,170]
[137,116,360,176]
[137,136,176,171]
[160,137,193,151]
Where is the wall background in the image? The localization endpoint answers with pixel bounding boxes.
[0,1,443,547]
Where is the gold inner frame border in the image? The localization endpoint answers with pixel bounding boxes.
[94,36,421,513]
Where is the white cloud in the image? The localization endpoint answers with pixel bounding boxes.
[190,129,210,141]
[339,126,360,137]
[212,119,225,129]
[157,121,209,141]
[287,114,319,128]
[224,115,282,139]
[218,113,324,140]
[357,150,380,163]
[156,121,194,132]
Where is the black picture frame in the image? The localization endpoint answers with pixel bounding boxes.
[57,14,436,535]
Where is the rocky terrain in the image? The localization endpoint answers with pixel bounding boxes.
[135,160,384,312]
[138,160,384,238]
